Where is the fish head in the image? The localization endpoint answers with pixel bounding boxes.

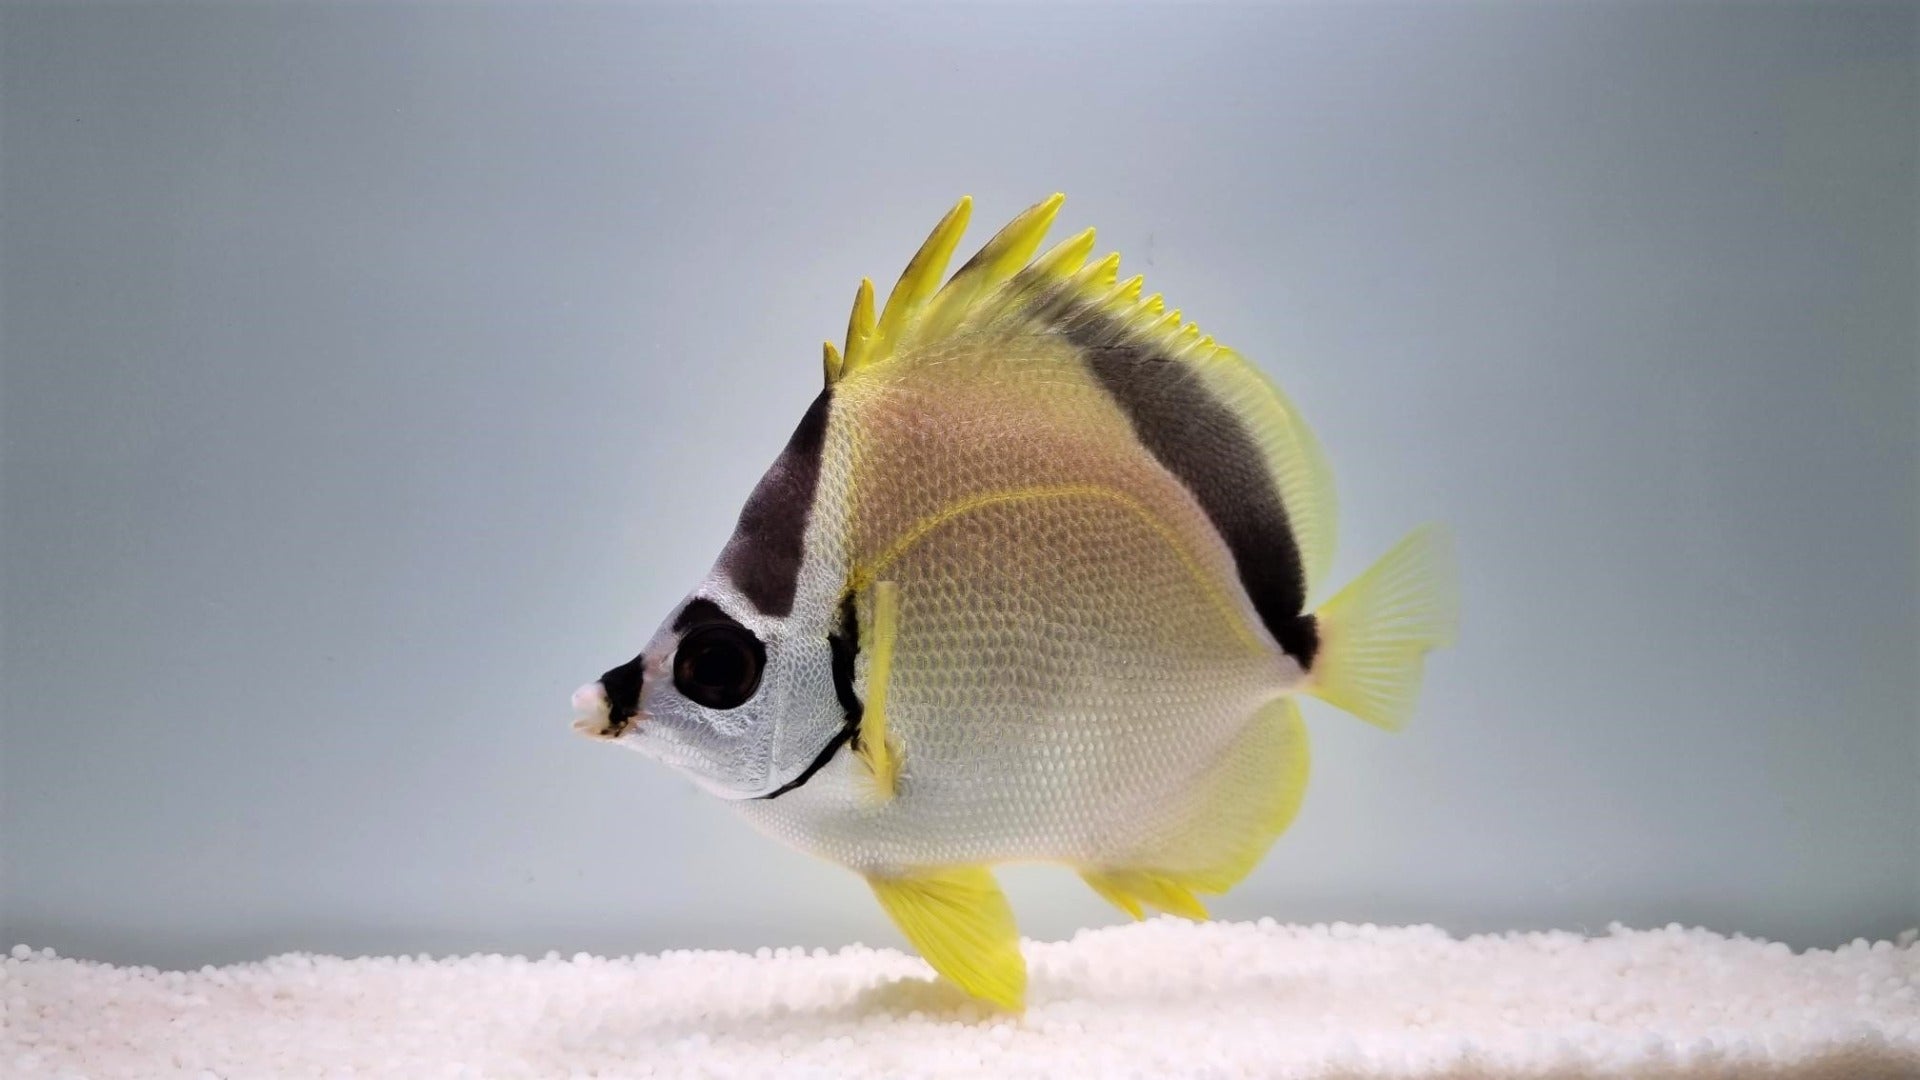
[573,378,851,800]
[572,579,844,800]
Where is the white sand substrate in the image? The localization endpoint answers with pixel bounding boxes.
[5,919,1916,1079]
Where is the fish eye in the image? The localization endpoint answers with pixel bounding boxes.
[672,623,765,710]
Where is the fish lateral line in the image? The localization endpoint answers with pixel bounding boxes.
[846,482,1268,654]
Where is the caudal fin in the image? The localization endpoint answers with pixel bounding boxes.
[1305,525,1458,732]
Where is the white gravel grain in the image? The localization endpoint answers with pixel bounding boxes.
[5,919,1916,1079]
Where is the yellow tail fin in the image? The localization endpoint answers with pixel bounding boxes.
[1306,524,1458,731]
[867,866,1026,1011]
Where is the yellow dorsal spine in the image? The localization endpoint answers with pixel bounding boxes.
[840,277,877,376]
[1028,226,1097,282]
[826,196,1281,386]
[864,197,973,371]
[816,196,1334,596]
[1170,328,1210,363]
[1069,251,1122,296]
[916,193,1065,341]
[829,198,1112,384]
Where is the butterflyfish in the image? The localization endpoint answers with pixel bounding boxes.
[572,195,1457,1010]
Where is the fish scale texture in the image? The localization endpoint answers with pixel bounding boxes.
[7,919,1917,1079]
[739,353,1294,876]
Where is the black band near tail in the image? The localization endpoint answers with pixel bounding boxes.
[1062,311,1319,667]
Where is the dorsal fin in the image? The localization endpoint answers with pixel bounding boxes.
[914,193,1066,343]
[866,197,972,367]
[841,276,878,372]
[825,195,1340,604]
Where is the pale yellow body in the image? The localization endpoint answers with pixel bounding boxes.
[621,195,1455,1010]
[739,344,1310,885]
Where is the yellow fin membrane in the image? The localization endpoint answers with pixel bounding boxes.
[1080,870,1209,921]
[865,197,973,371]
[1306,525,1459,731]
[867,866,1026,1010]
[855,580,903,802]
[1186,347,1340,598]
[1081,697,1311,917]
[917,193,1064,341]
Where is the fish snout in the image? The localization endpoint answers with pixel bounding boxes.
[570,682,617,738]
[573,655,646,740]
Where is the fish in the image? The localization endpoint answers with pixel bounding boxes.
[571,194,1457,1010]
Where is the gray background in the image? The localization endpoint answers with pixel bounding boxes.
[3,2,1914,969]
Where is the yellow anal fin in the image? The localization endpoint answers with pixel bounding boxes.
[1082,697,1312,916]
[1081,870,1209,921]
[868,866,1026,1011]
[854,580,903,801]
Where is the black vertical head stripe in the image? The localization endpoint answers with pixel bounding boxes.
[757,591,862,801]
[1061,311,1320,665]
[827,590,864,738]
[717,389,832,617]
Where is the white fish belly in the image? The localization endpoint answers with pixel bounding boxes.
[738,490,1298,874]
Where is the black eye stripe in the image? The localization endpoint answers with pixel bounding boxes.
[672,598,735,633]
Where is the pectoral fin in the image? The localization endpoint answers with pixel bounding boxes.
[853,580,903,802]
[867,866,1026,1011]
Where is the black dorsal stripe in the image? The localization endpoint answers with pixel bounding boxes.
[718,389,832,617]
[1063,316,1320,665]
[758,592,862,800]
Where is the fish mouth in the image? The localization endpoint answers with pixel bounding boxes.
[574,651,649,740]
[570,682,639,740]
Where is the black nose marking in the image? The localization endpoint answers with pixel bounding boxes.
[598,655,645,736]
